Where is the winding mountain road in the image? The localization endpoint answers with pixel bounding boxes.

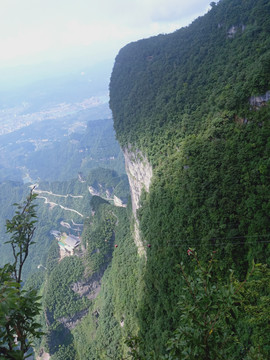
[35,188,84,218]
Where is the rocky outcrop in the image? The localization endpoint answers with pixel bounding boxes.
[88,184,127,207]
[58,308,89,330]
[227,25,238,38]
[227,24,245,38]
[88,186,101,196]
[36,349,50,360]
[88,185,114,200]
[123,148,152,216]
[249,90,270,108]
[123,147,153,256]
[56,274,103,330]
[113,195,127,207]
[71,273,102,300]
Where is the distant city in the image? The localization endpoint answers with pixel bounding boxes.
[0,95,109,135]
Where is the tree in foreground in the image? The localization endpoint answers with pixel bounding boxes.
[0,190,44,359]
[164,249,270,360]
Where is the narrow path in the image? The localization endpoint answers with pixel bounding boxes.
[35,189,83,199]
[37,196,84,217]
[37,196,57,207]
[58,204,83,217]
[71,219,84,226]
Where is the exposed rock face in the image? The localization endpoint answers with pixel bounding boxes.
[88,185,115,201]
[36,349,50,360]
[124,148,152,216]
[113,195,127,207]
[58,308,89,330]
[227,24,245,38]
[59,246,70,260]
[123,147,153,255]
[227,25,238,38]
[71,273,102,300]
[249,90,270,108]
[88,186,100,196]
[56,273,103,330]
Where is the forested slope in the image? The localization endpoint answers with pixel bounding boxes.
[110,0,270,357]
[2,0,269,358]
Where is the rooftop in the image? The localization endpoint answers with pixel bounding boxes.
[64,235,80,248]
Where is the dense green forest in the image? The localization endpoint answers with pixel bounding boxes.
[28,198,144,360]
[109,0,270,357]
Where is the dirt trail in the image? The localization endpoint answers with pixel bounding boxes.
[35,189,83,199]
[34,185,84,217]
[37,196,84,217]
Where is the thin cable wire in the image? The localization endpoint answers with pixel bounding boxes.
[148,238,270,249]
[161,234,270,245]
[170,240,270,247]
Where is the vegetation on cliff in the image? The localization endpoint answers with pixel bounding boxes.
[2,0,270,358]
[110,0,270,357]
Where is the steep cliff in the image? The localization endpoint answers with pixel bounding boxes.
[123,147,152,255]
[110,0,270,357]
[28,1,270,358]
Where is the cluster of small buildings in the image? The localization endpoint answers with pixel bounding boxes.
[50,230,81,257]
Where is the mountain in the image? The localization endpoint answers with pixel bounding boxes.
[109,0,270,357]
[1,0,270,359]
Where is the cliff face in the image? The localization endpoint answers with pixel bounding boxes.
[123,147,152,255]
[109,0,270,356]
[34,1,270,359]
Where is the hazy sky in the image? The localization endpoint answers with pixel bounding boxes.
[0,0,212,72]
